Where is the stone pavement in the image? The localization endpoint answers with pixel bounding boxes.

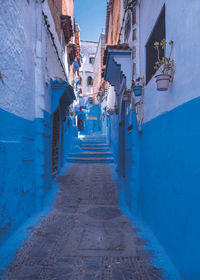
[4,138,164,280]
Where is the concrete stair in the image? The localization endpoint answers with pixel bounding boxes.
[67,136,114,164]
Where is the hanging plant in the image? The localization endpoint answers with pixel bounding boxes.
[154,39,174,91]
[107,108,114,115]
[132,77,144,96]
[123,88,132,103]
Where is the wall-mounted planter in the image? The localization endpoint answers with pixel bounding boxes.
[133,85,142,96]
[123,93,131,103]
[155,74,171,91]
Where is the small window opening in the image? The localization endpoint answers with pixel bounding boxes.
[87,76,93,86]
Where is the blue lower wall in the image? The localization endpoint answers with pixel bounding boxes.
[0,107,78,246]
[0,108,37,245]
[109,114,119,162]
[0,107,77,247]
[138,97,200,280]
[108,97,200,279]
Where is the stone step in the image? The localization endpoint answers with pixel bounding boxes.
[81,144,109,148]
[68,152,113,158]
[82,147,110,152]
[81,141,107,145]
[67,157,114,163]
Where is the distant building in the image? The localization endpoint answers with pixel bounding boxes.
[79,41,98,100]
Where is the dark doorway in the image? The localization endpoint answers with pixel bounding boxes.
[52,109,60,177]
[118,101,126,178]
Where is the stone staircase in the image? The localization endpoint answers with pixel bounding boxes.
[67,135,114,163]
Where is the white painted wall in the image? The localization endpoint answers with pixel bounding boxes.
[0,0,66,120]
[139,0,200,123]
[79,41,98,96]
[107,86,116,109]
[0,0,36,120]
[93,34,105,102]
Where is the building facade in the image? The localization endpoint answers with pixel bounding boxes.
[102,0,200,279]
[0,0,79,246]
[75,40,102,135]
[79,40,98,98]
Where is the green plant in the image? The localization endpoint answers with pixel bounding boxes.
[154,39,174,75]
[107,108,114,115]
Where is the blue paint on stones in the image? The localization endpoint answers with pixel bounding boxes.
[0,163,72,278]
[109,163,181,280]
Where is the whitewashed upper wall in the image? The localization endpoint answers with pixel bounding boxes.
[0,0,36,120]
[0,0,66,120]
[139,0,200,123]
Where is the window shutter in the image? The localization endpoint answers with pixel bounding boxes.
[146,5,166,84]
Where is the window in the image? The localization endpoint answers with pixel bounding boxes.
[89,57,95,64]
[87,76,93,86]
[146,5,165,84]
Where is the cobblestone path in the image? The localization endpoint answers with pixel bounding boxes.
[4,140,164,279]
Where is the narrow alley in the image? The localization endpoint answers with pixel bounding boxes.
[4,136,163,280]
[1,0,200,279]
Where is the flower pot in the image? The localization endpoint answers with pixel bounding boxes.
[155,74,171,91]
[133,85,142,96]
[123,94,131,102]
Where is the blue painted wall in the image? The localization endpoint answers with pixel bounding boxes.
[0,108,51,246]
[107,114,119,161]
[137,97,200,280]
[81,104,101,135]
[63,116,79,165]
[107,97,200,279]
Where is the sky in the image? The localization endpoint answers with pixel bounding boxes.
[74,0,107,42]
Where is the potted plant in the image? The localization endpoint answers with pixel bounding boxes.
[154,39,174,91]
[107,108,114,115]
[123,88,132,102]
[133,77,143,96]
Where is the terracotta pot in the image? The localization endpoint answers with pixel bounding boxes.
[155,74,171,91]
[123,94,131,102]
